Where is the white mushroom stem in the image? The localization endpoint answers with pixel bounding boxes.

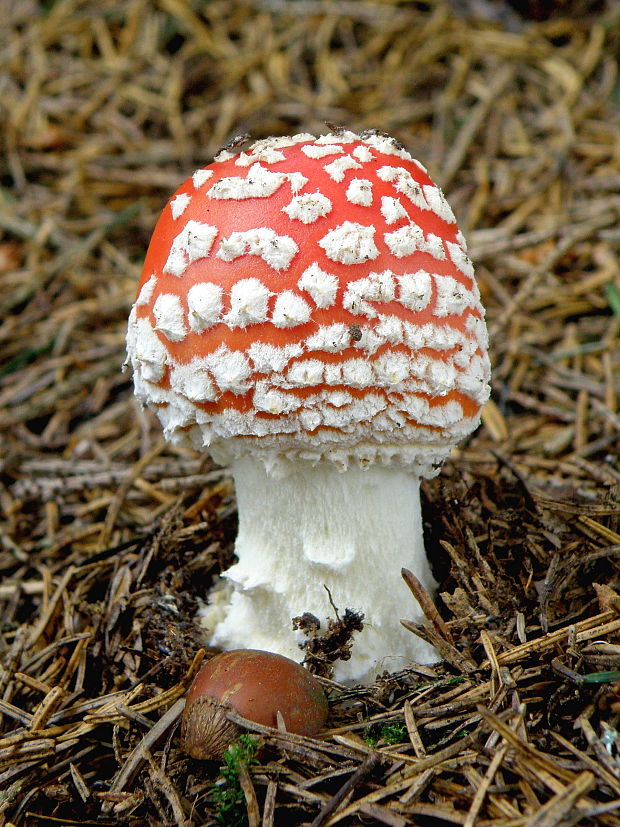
[201,456,439,683]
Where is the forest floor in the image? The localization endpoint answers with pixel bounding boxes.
[1,1,620,824]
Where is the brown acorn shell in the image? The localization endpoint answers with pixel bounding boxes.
[181,649,328,759]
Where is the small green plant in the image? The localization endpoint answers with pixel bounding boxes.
[363,718,408,748]
[605,281,620,320]
[381,719,408,745]
[211,734,259,827]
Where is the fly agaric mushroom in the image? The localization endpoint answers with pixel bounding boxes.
[181,649,328,759]
[126,130,490,682]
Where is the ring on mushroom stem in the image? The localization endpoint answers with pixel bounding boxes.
[180,649,329,760]
[126,129,491,683]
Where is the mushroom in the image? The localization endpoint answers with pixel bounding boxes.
[126,130,491,682]
[181,649,328,759]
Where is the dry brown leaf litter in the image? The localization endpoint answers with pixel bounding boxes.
[1,0,620,824]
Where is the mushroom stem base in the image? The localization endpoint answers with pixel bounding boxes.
[201,456,439,682]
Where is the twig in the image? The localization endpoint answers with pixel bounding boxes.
[310,753,380,827]
[401,568,455,644]
[102,698,185,812]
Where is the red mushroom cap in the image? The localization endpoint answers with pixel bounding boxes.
[127,131,490,474]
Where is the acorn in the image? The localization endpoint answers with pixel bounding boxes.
[181,649,329,759]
